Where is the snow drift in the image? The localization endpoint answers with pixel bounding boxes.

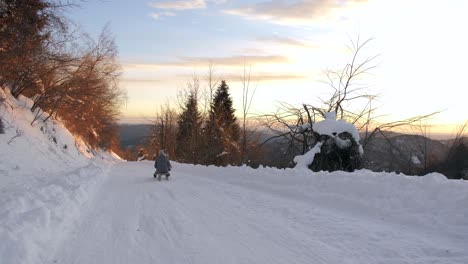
[178,164,467,234]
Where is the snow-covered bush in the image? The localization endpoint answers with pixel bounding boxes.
[137,148,148,161]
[294,111,363,172]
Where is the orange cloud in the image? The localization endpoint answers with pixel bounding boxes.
[177,73,307,82]
[256,36,320,48]
[123,55,291,70]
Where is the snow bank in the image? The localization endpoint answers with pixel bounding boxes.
[176,163,468,236]
[0,89,120,264]
[0,89,92,179]
[0,162,113,264]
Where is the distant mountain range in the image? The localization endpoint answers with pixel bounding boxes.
[118,124,153,149]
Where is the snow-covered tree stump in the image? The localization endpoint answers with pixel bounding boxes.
[294,112,363,172]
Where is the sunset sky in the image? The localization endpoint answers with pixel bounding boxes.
[70,0,467,135]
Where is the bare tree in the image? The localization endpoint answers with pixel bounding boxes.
[322,36,378,122]
[421,122,468,179]
[149,102,178,159]
[361,111,441,150]
[0,2,125,149]
[0,0,70,98]
[205,61,218,112]
[176,73,200,110]
[359,111,441,173]
[240,62,257,165]
[261,37,377,161]
[260,102,313,167]
[260,37,441,172]
[41,27,125,148]
[410,122,432,173]
[446,122,467,162]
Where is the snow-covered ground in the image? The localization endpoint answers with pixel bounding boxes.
[2,159,467,264]
[1,89,468,264]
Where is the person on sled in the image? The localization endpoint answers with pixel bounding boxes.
[154,149,172,180]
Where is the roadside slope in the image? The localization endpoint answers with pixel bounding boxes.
[0,88,120,264]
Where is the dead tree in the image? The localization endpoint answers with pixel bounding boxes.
[322,36,378,121]
[149,102,178,159]
[240,62,257,165]
[260,37,377,170]
[261,37,441,172]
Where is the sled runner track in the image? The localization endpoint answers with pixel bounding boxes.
[50,161,468,264]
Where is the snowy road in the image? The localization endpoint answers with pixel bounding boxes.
[52,161,468,264]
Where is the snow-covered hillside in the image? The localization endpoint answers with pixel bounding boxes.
[0,89,120,263]
[0,89,118,178]
[1,89,467,264]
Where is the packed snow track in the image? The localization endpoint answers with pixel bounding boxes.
[48,161,468,264]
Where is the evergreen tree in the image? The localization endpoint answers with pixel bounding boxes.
[205,80,240,165]
[176,90,202,163]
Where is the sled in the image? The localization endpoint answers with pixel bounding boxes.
[153,172,170,181]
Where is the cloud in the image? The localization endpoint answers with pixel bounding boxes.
[209,0,227,4]
[175,73,307,82]
[123,55,290,69]
[122,55,305,82]
[120,78,164,84]
[224,0,368,25]
[121,73,306,83]
[256,36,320,48]
[123,63,163,72]
[150,0,206,10]
[216,73,307,82]
[150,11,176,20]
[161,73,309,82]
[149,0,227,20]
[178,55,290,66]
[238,48,269,55]
[120,69,305,84]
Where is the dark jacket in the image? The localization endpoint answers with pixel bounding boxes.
[154,154,172,174]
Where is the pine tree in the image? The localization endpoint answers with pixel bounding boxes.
[205,80,240,165]
[176,91,202,163]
